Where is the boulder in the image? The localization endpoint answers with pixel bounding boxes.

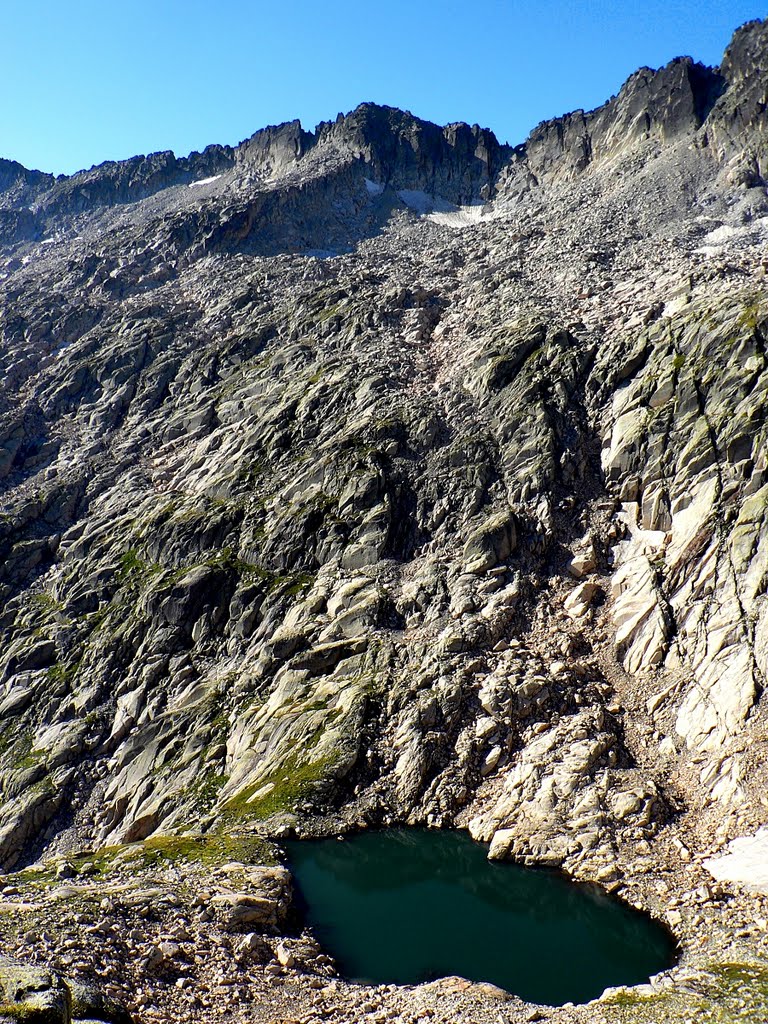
[68,981,132,1024]
[0,958,70,1024]
[463,510,517,573]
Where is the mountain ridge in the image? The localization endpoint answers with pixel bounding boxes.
[1,16,765,245]
[0,15,768,1024]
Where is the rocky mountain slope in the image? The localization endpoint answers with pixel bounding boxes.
[1,16,768,1024]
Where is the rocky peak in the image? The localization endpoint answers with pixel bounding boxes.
[235,118,315,177]
[312,102,510,202]
[33,144,237,217]
[1,18,766,248]
[521,55,726,185]
[705,17,768,181]
[0,158,54,199]
[720,17,768,83]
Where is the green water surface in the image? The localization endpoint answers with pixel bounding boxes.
[284,828,677,1005]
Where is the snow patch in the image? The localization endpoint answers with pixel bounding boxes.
[702,224,739,246]
[696,217,768,257]
[189,175,222,188]
[394,188,502,228]
[364,178,384,196]
[428,203,502,228]
[704,827,768,894]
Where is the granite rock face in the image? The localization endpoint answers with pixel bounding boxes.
[1,16,768,1024]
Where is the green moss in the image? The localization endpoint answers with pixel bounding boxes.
[272,571,315,597]
[221,751,338,822]
[600,987,670,1019]
[29,592,64,614]
[13,834,278,890]
[46,660,79,687]
[601,962,768,1023]
[738,297,765,334]
[201,547,259,574]
[117,548,162,586]
[0,1003,65,1022]
[139,833,277,868]
[118,548,144,577]
[14,749,45,771]
[86,602,119,636]
[312,302,344,324]
[523,344,543,365]
[193,770,228,807]
[3,731,44,773]
[338,436,382,459]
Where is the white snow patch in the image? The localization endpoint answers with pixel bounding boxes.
[364,178,384,196]
[704,827,768,894]
[39,237,55,245]
[394,188,503,228]
[696,217,768,257]
[428,203,503,228]
[188,175,222,188]
[702,224,739,245]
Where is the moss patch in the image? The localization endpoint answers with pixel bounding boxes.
[13,834,278,890]
[221,752,339,822]
[601,961,768,1023]
[0,1003,65,1023]
[139,833,277,868]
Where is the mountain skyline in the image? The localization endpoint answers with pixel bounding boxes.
[2,0,764,176]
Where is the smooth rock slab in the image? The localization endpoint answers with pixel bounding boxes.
[704,827,768,894]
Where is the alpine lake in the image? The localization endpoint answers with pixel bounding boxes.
[284,828,677,1006]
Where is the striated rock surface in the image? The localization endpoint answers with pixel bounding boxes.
[1,16,768,1024]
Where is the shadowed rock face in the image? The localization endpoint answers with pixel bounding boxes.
[706,19,768,181]
[523,56,726,183]
[312,103,509,202]
[0,19,768,1024]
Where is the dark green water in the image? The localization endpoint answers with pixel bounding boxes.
[284,828,677,1006]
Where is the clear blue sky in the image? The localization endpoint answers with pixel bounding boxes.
[1,0,764,175]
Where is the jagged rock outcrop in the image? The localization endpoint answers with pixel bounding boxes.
[1,16,768,1024]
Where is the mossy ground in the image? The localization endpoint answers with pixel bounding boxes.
[0,1004,65,1023]
[600,961,768,1024]
[137,833,278,868]
[221,752,340,823]
[9,833,279,890]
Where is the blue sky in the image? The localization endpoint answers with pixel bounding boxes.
[1,1,764,175]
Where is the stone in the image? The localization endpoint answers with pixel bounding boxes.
[568,540,597,578]
[0,958,71,1024]
[68,981,133,1024]
[704,828,768,894]
[563,582,601,619]
[463,511,517,573]
[211,893,281,932]
[275,943,295,968]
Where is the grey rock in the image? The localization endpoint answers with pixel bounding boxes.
[0,29,766,1013]
[0,957,70,1023]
